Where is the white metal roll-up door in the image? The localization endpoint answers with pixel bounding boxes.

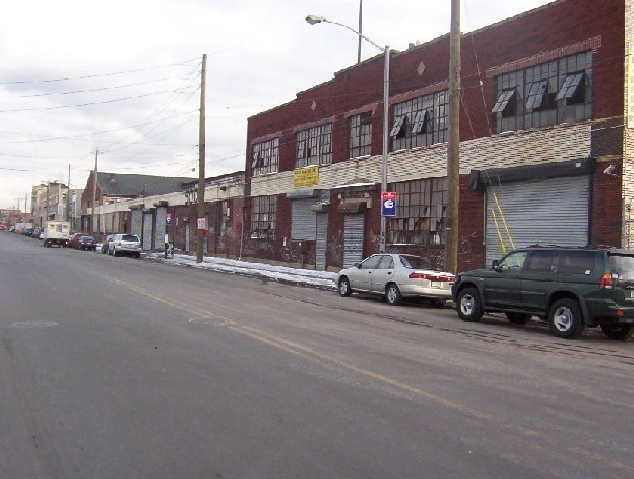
[343,214,364,268]
[292,198,316,240]
[486,175,589,264]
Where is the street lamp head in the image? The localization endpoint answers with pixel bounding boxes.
[306,14,327,25]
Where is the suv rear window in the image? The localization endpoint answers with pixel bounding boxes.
[122,234,139,242]
[558,251,596,274]
[609,253,634,280]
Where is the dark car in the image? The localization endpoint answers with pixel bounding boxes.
[31,227,41,238]
[69,232,90,249]
[22,228,34,236]
[451,245,634,340]
[76,235,97,251]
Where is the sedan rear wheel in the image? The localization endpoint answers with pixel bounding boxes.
[385,284,402,306]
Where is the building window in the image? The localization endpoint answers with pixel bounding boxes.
[348,112,372,158]
[525,80,553,111]
[251,138,279,176]
[391,91,448,151]
[493,51,591,133]
[219,201,230,237]
[387,177,447,246]
[296,123,332,168]
[249,195,277,239]
[492,88,517,117]
[555,72,585,104]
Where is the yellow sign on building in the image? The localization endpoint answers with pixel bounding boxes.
[294,166,319,188]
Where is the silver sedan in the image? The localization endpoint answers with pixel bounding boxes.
[336,253,455,306]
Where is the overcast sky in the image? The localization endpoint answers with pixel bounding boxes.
[0,0,555,211]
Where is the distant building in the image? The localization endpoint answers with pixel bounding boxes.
[31,182,69,228]
[86,171,245,258]
[81,172,196,234]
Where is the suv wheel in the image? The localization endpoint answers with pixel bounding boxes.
[548,298,585,338]
[456,288,483,322]
[600,324,633,340]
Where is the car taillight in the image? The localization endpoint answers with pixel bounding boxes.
[409,272,455,282]
[600,273,613,289]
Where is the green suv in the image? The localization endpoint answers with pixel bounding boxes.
[451,246,634,339]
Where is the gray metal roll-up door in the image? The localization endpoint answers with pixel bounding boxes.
[343,214,364,268]
[486,175,589,264]
[316,213,328,270]
[131,210,142,237]
[142,212,153,251]
[154,207,166,250]
[292,198,316,240]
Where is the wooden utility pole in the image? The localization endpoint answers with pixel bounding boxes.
[67,163,71,223]
[196,54,207,263]
[357,0,363,63]
[92,150,98,234]
[445,0,461,274]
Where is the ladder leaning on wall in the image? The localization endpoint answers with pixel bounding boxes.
[491,192,515,257]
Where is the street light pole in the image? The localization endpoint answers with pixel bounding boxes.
[306,14,390,252]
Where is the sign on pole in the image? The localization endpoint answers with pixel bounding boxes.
[381,191,397,217]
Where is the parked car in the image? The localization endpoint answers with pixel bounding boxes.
[75,235,97,251]
[31,227,41,238]
[451,245,634,340]
[22,228,34,236]
[336,253,455,306]
[69,232,90,249]
[108,233,142,258]
[101,234,115,254]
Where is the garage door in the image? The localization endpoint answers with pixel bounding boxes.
[486,175,589,264]
[343,214,364,268]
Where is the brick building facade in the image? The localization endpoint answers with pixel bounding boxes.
[243,0,633,272]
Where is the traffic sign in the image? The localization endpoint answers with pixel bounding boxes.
[166,213,172,225]
[381,191,397,217]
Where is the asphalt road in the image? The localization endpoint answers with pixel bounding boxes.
[1,232,633,479]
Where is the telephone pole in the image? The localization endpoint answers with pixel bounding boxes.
[92,150,98,234]
[196,54,207,263]
[445,0,461,274]
[67,163,71,223]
